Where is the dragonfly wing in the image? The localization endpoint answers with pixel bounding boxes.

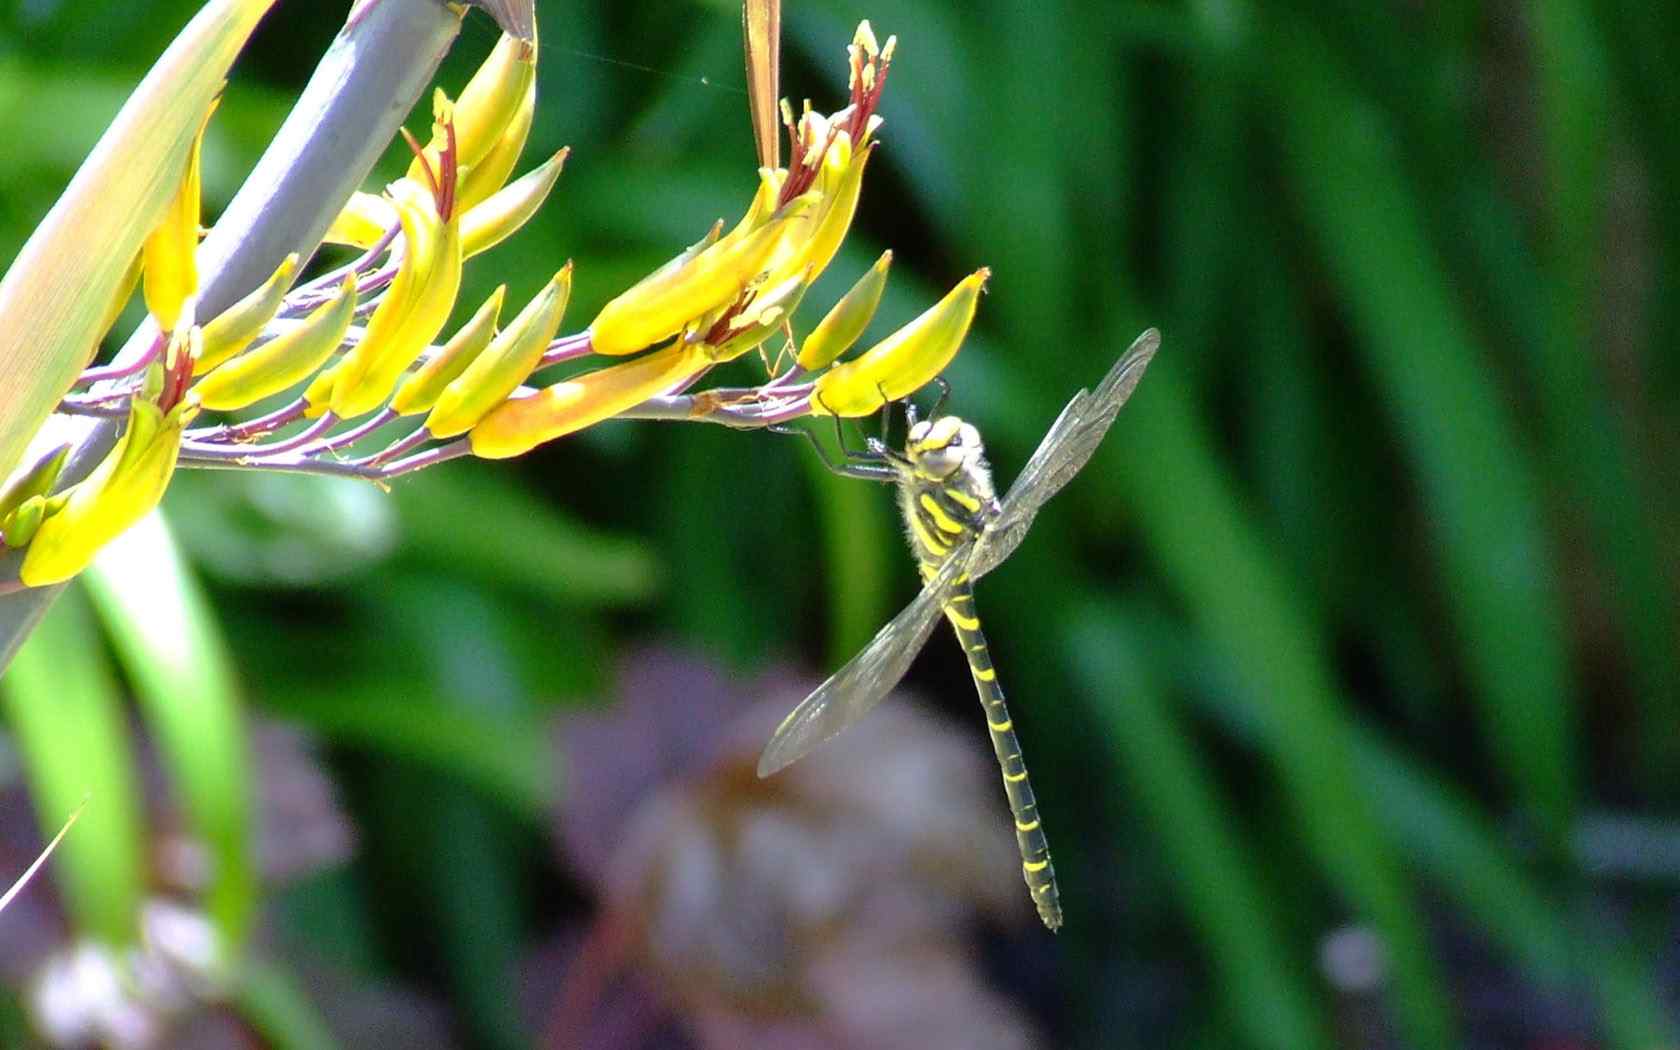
[757,550,973,777]
[970,329,1159,579]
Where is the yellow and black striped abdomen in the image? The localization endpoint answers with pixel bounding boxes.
[943,585,1062,930]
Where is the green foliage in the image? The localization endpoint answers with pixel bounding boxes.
[1,1,1676,1047]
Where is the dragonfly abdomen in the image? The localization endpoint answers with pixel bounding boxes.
[944,589,1062,931]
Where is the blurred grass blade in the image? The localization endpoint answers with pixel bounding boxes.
[1070,601,1331,1050]
[391,470,662,608]
[743,0,782,170]
[0,796,87,918]
[802,434,894,666]
[82,510,254,951]
[235,961,340,1050]
[1351,730,1570,982]
[1177,624,1670,1050]
[1113,350,1456,1047]
[269,682,551,819]
[1267,21,1576,840]
[1530,0,1680,764]
[0,0,277,476]
[1354,728,1673,1050]
[0,586,143,946]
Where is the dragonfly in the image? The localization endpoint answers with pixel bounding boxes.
[759,328,1160,930]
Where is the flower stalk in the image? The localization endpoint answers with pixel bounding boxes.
[6,14,1001,600]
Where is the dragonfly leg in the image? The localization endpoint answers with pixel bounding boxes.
[769,423,895,481]
[814,388,893,464]
[926,374,951,420]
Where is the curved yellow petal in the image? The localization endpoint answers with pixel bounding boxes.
[797,249,891,370]
[469,341,707,459]
[408,31,535,181]
[191,275,357,411]
[390,285,506,417]
[20,397,188,586]
[811,267,988,417]
[461,147,567,259]
[142,99,214,331]
[194,253,299,375]
[330,188,462,417]
[589,195,814,356]
[426,265,570,437]
[457,78,536,212]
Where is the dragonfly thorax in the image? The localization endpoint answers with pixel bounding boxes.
[896,415,998,568]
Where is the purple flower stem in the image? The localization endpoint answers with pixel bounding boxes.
[294,220,400,297]
[55,397,132,419]
[185,399,309,443]
[381,439,469,478]
[299,406,398,457]
[763,363,809,390]
[75,331,166,387]
[180,413,339,460]
[177,452,386,481]
[359,424,431,467]
[537,330,594,368]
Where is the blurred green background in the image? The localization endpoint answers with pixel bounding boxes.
[2,1,1679,1047]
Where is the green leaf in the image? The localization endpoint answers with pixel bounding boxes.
[265,681,551,820]
[82,509,255,951]
[1266,21,1576,840]
[1069,601,1331,1050]
[800,426,896,666]
[0,585,143,946]
[391,468,661,608]
[235,961,340,1050]
[0,0,279,476]
[1112,349,1456,1047]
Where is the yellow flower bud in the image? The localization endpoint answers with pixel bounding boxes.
[0,443,71,525]
[20,394,192,587]
[390,285,506,417]
[469,342,708,459]
[461,147,568,259]
[194,253,300,375]
[811,267,989,417]
[331,184,463,418]
[458,78,536,212]
[797,249,891,370]
[589,194,816,356]
[191,275,357,412]
[426,264,571,438]
[408,31,536,182]
[142,100,214,331]
[3,495,48,549]
[322,191,399,250]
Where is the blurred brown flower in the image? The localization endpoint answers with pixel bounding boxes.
[540,647,1043,1050]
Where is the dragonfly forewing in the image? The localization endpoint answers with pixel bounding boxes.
[757,548,975,776]
[969,329,1158,580]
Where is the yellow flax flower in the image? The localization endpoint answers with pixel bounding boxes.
[21,367,195,586]
[812,268,989,417]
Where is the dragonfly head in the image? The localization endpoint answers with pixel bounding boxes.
[906,415,985,481]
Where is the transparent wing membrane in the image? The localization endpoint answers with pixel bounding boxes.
[756,550,973,776]
[969,329,1158,580]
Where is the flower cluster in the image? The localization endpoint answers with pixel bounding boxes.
[8,20,993,587]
